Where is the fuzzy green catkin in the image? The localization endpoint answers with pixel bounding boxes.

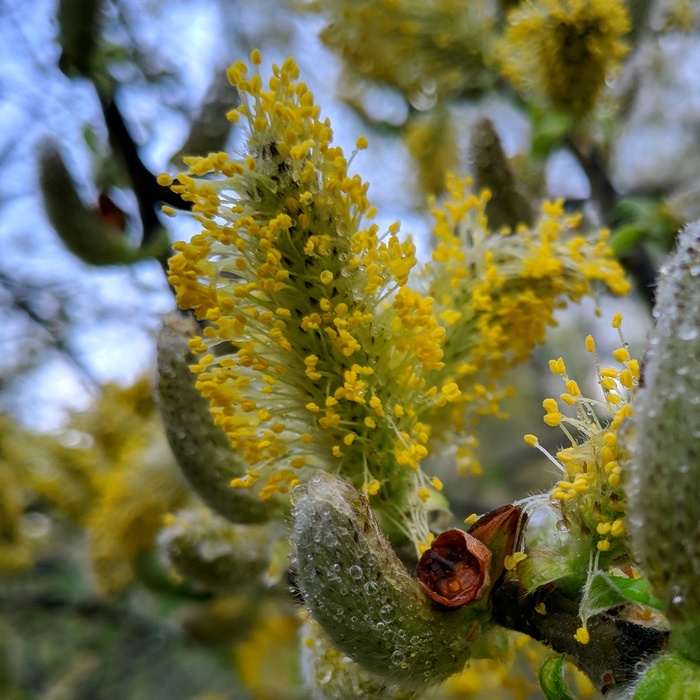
[292,472,482,690]
[38,140,140,266]
[299,619,411,699]
[471,118,535,230]
[158,507,277,593]
[627,221,700,629]
[156,314,275,523]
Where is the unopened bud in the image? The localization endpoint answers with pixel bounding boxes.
[299,619,406,699]
[471,118,535,230]
[158,507,279,593]
[627,221,700,639]
[292,472,483,690]
[156,314,275,523]
[38,140,140,266]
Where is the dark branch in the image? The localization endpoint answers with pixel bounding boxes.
[492,580,668,694]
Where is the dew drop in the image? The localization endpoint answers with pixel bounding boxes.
[348,564,363,580]
[391,650,405,665]
[364,581,379,595]
[379,604,396,622]
[678,325,699,341]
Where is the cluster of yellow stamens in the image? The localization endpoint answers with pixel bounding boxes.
[524,314,638,556]
[425,175,630,476]
[163,53,461,530]
[499,0,630,115]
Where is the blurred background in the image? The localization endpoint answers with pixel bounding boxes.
[1,0,699,697]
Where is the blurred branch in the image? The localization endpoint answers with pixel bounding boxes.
[0,270,98,388]
[100,96,189,244]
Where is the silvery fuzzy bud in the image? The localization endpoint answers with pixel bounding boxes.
[292,472,483,690]
[299,619,410,700]
[156,314,274,524]
[627,221,700,637]
[158,507,280,593]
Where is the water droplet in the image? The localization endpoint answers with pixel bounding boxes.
[391,650,405,665]
[348,565,363,580]
[379,604,396,622]
[678,325,698,341]
[364,581,379,595]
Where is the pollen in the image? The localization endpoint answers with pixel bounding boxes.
[574,627,590,645]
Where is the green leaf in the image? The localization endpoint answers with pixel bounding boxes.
[633,654,700,700]
[585,573,664,618]
[610,224,643,255]
[531,111,575,159]
[539,656,576,700]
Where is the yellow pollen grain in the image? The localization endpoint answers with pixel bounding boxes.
[612,347,630,363]
[543,413,563,427]
[464,513,478,526]
[574,627,590,645]
[542,398,559,412]
[548,358,566,375]
[610,519,626,538]
[363,479,381,496]
[524,434,539,447]
[504,552,527,571]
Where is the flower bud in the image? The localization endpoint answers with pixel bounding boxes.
[471,118,535,230]
[292,472,483,690]
[38,140,140,266]
[158,507,279,593]
[627,221,700,636]
[416,528,491,609]
[156,314,275,523]
[299,619,406,699]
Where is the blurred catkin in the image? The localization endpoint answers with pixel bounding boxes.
[38,140,140,266]
[471,118,535,230]
[156,314,275,524]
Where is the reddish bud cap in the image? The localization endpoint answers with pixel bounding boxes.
[416,529,491,609]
